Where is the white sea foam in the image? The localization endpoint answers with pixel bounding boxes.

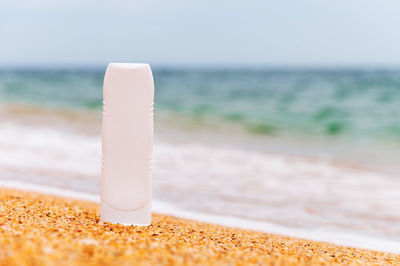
[0,122,100,176]
[0,122,400,252]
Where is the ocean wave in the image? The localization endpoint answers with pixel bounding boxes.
[1,120,400,243]
[2,69,400,141]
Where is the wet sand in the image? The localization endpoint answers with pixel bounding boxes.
[0,188,398,265]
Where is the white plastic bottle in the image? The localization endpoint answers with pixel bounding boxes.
[101,63,154,225]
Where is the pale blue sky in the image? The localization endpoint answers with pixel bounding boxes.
[1,0,400,67]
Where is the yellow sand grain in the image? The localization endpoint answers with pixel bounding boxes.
[0,188,398,265]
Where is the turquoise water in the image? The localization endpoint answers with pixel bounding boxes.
[2,68,400,243]
[1,68,400,142]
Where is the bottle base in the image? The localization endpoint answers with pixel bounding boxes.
[100,201,151,226]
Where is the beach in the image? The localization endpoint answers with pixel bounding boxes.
[1,118,400,251]
[1,69,400,257]
[1,188,399,265]
[3,0,400,263]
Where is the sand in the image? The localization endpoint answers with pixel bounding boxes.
[0,188,398,265]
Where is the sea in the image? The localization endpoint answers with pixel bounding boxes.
[0,67,399,251]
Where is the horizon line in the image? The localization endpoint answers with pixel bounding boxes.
[1,63,400,71]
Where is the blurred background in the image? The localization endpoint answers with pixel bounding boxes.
[1,0,400,242]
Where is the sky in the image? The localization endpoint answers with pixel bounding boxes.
[1,0,400,67]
